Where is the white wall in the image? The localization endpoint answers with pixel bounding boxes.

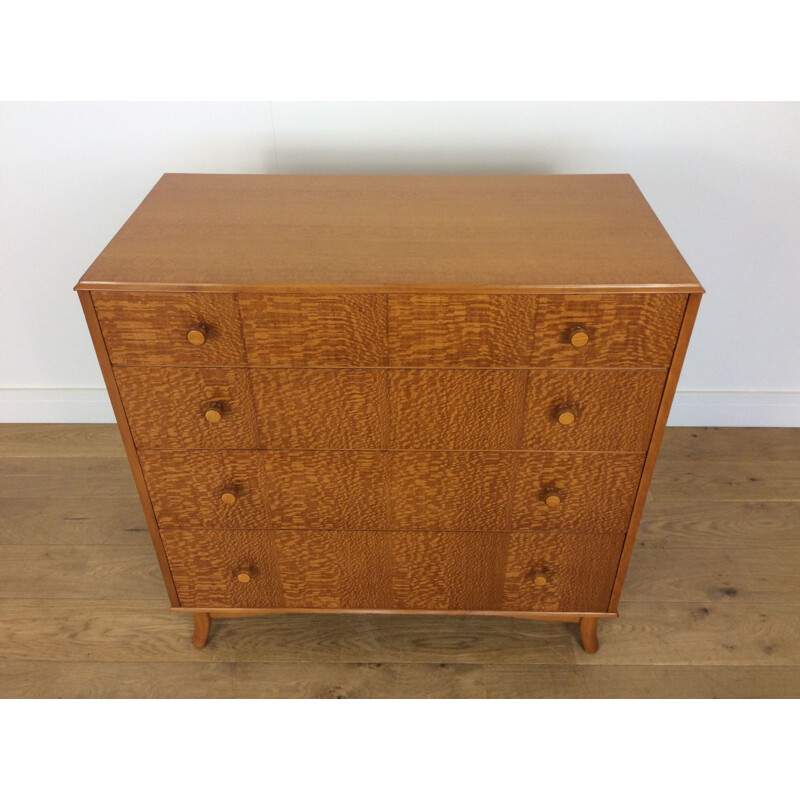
[2,102,799,425]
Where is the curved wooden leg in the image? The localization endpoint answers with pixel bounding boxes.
[192,612,211,648]
[579,617,599,653]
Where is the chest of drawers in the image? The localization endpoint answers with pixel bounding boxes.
[76,173,702,652]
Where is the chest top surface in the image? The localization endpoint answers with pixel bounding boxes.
[76,173,703,295]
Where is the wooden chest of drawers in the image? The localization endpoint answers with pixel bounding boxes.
[76,174,702,652]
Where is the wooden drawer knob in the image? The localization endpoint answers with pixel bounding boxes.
[204,402,223,423]
[569,325,589,348]
[220,485,238,505]
[532,575,548,586]
[544,489,562,508]
[236,567,253,583]
[187,323,208,345]
[556,405,576,425]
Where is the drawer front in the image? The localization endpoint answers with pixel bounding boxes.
[93,292,246,366]
[116,367,260,449]
[510,452,643,533]
[161,528,624,613]
[141,450,643,532]
[239,294,388,366]
[387,295,538,367]
[117,367,660,452]
[522,369,666,452]
[96,291,685,369]
[531,293,687,368]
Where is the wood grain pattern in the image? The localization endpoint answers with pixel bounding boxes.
[160,528,621,613]
[650,458,800,501]
[511,452,644,533]
[7,426,800,699]
[387,369,527,450]
[387,295,538,366]
[522,369,666,452]
[0,545,163,600]
[657,426,800,463]
[77,292,180,605]
[388,451,516,531]
[0,423,125,458]
[0,497,147,546]
[116,367,260,449]
[6,661,799,699]
[239,294,388,366]
[140,450,271,529]
[93,292,246,366]
[140,450,644,532]
[608,293,698,611]
[75,174,702,293]
[263,451,389,530]
[250,368,388,450]
[531,293,687,368]
[637,501,800,549]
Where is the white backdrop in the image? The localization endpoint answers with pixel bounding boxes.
[2,102,798,424]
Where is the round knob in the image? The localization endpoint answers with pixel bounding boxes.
[532,575,548,586]
[569,325,589,348]
[556,405,576,425]
[204,402,223,424]
[187,323,208,345]
[220,485,238,505]
[544,489,562,508]
[236,568,253,583]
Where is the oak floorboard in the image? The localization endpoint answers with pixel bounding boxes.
[1,424,799,697]
[0,497,148,546]
[0,546,163,600]
[478,665,800,699]
[658,427,800,462]
[649,459,800,501]
[0,600,576,665]
[572,602,800,666]
[0,458,136,498]
[637,500,800,549]
[0,423,124,458]
[621,546,800,603]
[4,661,797,699]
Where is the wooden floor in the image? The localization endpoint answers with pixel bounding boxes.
[1,424,799,698]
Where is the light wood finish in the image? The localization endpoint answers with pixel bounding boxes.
[579,616,600,653]
[77,293,179,605]
[187,323,208,346]
[92,292,247,366]
[3,425,800,698]
[117,366,664,453]
[192,612,210,648]
[75,174,702,293]
[75,174,702,653]
[139,449,643,532]
[569,326,589,348]
[608,294,698,611]
[159,528,624,612]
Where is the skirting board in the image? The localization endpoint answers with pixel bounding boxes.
[1,388,799,427]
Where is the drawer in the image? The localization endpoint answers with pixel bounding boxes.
[93,292,246,366]
[161,528,624,613]
[117,367,660,452]
[116,367,260,449]
[530,293,687,368]
[522,369,666,452]
[140,450,643,532]
[239,294,388,366]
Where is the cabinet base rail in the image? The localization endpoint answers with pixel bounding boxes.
[180,608,614,652]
